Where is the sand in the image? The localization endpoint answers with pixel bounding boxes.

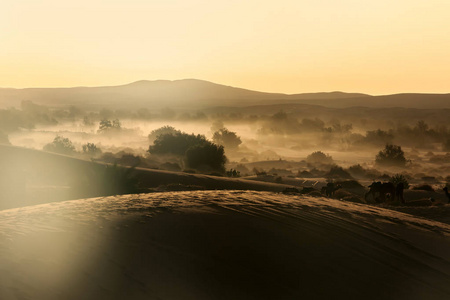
[1,191,450,299]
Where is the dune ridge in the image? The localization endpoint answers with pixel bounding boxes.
[1,190,450,299]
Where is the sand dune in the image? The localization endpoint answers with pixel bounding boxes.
[0,144,293,209]
[1,191,450,299]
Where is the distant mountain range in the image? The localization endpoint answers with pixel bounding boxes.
[0,79,449,109]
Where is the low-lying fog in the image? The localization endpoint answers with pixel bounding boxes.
[1,101,449,187]
[8,119,381,164]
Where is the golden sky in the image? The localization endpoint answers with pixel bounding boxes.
[1,0,449,94]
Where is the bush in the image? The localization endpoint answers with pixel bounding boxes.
[82,143,102,157]
[347,164,365,177]
[212,128,242,149]
[43,136,76,155]
[98,119,121,133]
[149,132,207,156]
[149,132,227,173]
[325,166,353,179]
[148,126,180,143]
[275,176,283,183]
[185,143,226,173]
[306,151,333,165]
[375,144,407,167]
[336,180,363,189]
[363,129,394,146]
[226,169,241,177]
[390,174,410,189]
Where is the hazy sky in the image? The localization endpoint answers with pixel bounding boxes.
[1,0,449,94]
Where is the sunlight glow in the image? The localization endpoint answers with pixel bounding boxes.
[1,0,450,94]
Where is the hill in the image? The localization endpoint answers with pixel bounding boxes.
[0,144,293,209]
[0,79,370,109]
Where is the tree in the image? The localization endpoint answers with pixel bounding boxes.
[148,132,227,172]
[98,119,121,132]
[82,143,102,156]
[148,125,180,143]
[212,128,242,149]
[149,132,208,156]
[306,151,333,165]
[390,174,409,189]
[375,144,407,167]
[364,129,394,146]
[185,143,226,172]
[43,136,76,155]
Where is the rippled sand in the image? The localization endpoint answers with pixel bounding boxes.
[1,191,450,299]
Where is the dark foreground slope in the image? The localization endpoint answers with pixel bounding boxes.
[0,144,292,209]
[1,191,450,300]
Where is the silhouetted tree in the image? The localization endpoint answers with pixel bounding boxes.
[212,128,242,149]
[390,173,410,189]
[148,132,227,172]
[43,136,76,155]
[82,143,102,156]
[185,143,226,172]
[306,151,333,165]
[98,118,121,132]
[375,144,407,167]
[148,125,180,143]
[364,129,394,146]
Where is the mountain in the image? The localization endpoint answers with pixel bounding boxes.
[0,79,449,109]
[0,79,368,109]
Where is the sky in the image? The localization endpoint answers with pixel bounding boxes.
[1,0,449,94]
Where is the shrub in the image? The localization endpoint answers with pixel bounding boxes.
[82,143,102,157]
[185,143,226,173]
[336,180,363,189]
[275,176,283,183]
[212,128,242,149]
[149,132,227,173]
[148,126,180,143]
[226,169,241,177]
[306,151,333,165]
[347,164,365,177]
[390,174,410,189]
[98,119,121,133]
[363,129,394,146]
[375,144,407,167]
[149,132,207,156]
[43,136,76,155]
[325,166,353,179]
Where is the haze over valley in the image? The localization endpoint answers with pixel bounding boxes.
[2,0,450,299]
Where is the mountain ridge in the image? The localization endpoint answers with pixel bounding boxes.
[0,79,449,109]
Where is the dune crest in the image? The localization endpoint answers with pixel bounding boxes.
[1,191,450,299]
